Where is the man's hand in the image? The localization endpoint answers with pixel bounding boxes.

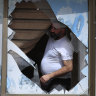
[40,74,52,83]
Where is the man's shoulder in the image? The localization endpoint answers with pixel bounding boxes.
[55,37,71,46]
[54,37,74,52]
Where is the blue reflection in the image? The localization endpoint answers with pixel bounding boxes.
[47,0,88,15]
[7,77,11,89]
[72,15,84,37]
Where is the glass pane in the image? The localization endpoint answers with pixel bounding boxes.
[0,0,4,93]
[95,1,96,95]
[7,0,88,95]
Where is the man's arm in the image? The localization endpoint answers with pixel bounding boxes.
[40,60,73,83]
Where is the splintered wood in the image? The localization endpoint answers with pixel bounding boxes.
[8,0,56,53]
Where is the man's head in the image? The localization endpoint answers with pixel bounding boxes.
[48,21,67,40]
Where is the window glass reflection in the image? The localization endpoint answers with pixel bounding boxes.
[7,0,88,95]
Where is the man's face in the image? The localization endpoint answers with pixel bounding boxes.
[49,23,65,40]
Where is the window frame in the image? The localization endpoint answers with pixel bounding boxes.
[1,0,95,96]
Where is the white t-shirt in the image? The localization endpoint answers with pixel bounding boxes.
[41,36,74,79]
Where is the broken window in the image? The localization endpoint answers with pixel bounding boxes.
[7,0,88,95]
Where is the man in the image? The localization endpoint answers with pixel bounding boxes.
[40,21,74,91]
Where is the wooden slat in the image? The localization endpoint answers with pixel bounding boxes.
[21,45,36,54]
[12,37,40,51]
[11,9,56,19]
[8,20,51,30]
[12,39,40,53]
[13,30,45,40]
[16,2,36,9]
[12,38,39,48]
[15,0,51,9]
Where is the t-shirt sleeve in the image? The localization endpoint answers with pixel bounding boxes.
[57,44,74,60]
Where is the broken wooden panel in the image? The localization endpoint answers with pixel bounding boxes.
[8,0,56,54]
[13,30,45,40]
[21,46,36,54]
[12,39,40,48]
[12,38,40,53]
[11,9,55,20]
[8,20,51,30]
[15,0,51,9]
